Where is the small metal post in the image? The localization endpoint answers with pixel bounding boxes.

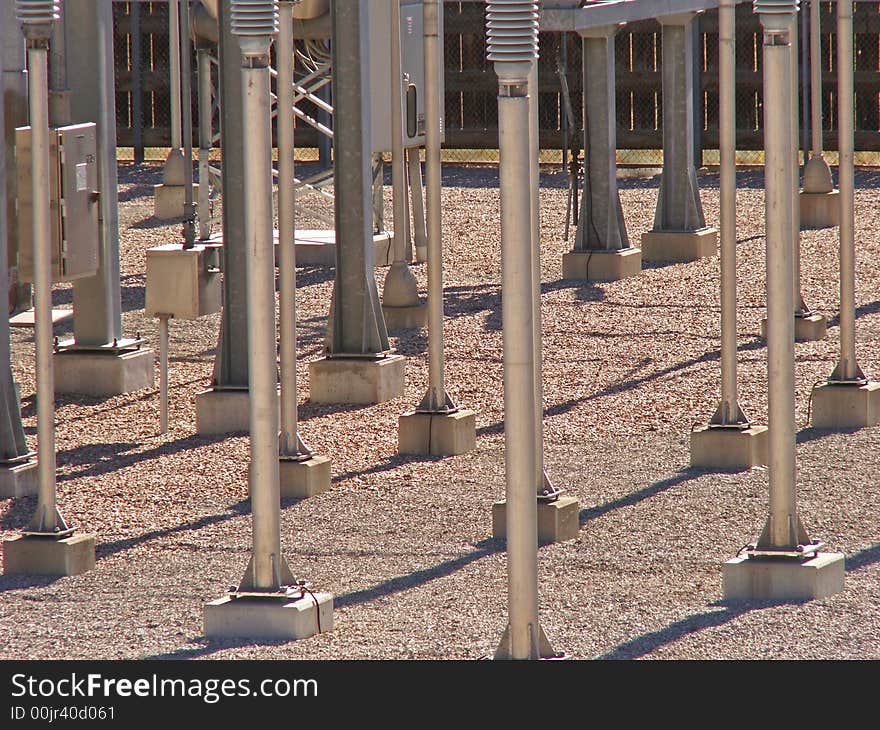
[753,0,811,553]
[710,0,748,428]
[131,1,144,165]
[418,0,453,413]
[277,2,311,459]
[18,0,70,537]
[197,42,212,240]
[159,314,169,433]
[828,0,864,386]
[488,0,556,661]
[169,0,182,151]
[407,148,428,262]
[231,0,294,592]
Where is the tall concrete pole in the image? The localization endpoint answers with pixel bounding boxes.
[18,0,68,536]
[755,0,809,552]
[489,0,557,661]
[829,0,864,385]
[231,0,294,592]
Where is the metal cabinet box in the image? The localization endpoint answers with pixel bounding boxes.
[145,244,222,320]
[369,0,442,153]
[15,123,99,283]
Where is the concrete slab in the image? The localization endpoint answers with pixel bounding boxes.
[640,228,717,262]
[309,354,405,405]
[722,552,845,601]
[9,308,73,328]
[293,229,394,267]
[204,591,333,640]
[492,495,580,545]
[153,183,199,220]
[689,425,768,470]
[561,247,642,282]
[398,409,477,456]
[799,190,840,230]
[54,348,155,397]
[3,533,96,576]
[196,388,275,435]
[810,381,880,429]
[760,313,827,342]
[0,460,38,498]
[279,455,332,499]
[382,302,427,330]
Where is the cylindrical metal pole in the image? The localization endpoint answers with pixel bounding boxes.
[761,18,798,549]
[423,0,447,411]
[790,15,806,317]
[408,149,428,262]
[810,0,822,156]
[197,44,212,240]
[181,0,196,246]
[832,0,862,384]
[27,41,61,534]
[715,0,743,426]
[169,0,182,151]
[159,314,169,433]
[131,2,145,165]
[277,2,308,458]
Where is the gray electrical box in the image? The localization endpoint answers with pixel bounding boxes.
[369,0,443,153]
[15,122,100,283]
[145,243,222,320]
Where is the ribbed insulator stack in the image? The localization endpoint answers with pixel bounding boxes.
[754,0,800,33]
[231,0,279,56]
[486,0,539,82]
[15,0,59,39]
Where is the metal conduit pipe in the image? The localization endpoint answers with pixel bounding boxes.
[488,0,557,661]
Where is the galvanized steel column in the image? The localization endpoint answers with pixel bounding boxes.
[197,41,213,241]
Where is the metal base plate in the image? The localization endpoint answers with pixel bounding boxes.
[55,337,145,354]
[745,540,824,561]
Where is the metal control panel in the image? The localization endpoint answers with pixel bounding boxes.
[370,0,443,153]
[15,122,99,283]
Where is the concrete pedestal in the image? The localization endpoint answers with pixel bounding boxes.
[9,308,74,328]
[799,190,840,230]
[153,183,199,220]
[640,228,717,262]
[492,495,580,545]
[0,460,38,498]
[196,388,254,435]
[293,229,394,267]
[3,533,96,576]
[204,591,333,640]
[279,455,332,499]
[760,313,827,342]
[810,381,880,429]
[54,349,155,397]
[382,302,428,331]
[722,552,844,601]
[690,425,768,470]
[398,409,477,456]
[309,354,405,405]
[561,248,642,282]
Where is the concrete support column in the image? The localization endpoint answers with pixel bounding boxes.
[561,24,641,282]
[308,0,405,406]
[723,0,842,602]
[641,13,717,263]
[54,0,154,398]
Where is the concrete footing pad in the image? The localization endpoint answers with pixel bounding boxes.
[689,425,768,470]
[722,552,845,601]
[761,313,827,342]
[204,591,333,640]
[382,302,427,330]
[309,355,405,405]
[279,455,332,498]
[153,183,199,220]
[561,248,642,281]
[398,409,477,456]
[492,495,580,545]
[0,461,38,498]
[799,190,840,230]
[640,228,717,262]
[3,533,96,576]
[54,349,155,397]
[810,381,880,429]
[196,388,264,435]
[293,229,394,267]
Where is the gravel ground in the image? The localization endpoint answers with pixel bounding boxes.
[1,161,880,661]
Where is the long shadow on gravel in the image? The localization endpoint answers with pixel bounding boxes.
[0,574,64,594]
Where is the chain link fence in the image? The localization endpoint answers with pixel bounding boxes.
[112,1,880,168]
